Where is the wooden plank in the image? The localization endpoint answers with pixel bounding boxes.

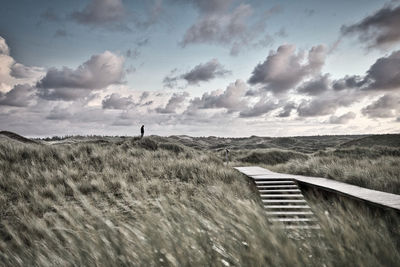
[262,199,307,203]
[255,181,295,185]
[265,211,313,215]
[264,205,311,209]
[234,166,272,176]
[256,185,298,189]
[260,194,303,198]
[269,218,317,222]
[277,225,320,230]
[258,189,301,193]
[250,174,297,180]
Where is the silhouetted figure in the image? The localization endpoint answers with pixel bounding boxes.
[140,125,144,139]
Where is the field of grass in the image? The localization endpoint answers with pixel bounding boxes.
[0,133,399,266]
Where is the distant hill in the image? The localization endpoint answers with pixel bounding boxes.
[340,134,400,148]
[170,135,366,153]
[0,131,37,144]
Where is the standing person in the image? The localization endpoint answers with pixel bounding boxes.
[140,125,144,139]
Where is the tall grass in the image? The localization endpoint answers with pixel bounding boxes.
[0,137,399,266]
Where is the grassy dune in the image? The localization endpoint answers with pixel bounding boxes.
[0,136,399,266]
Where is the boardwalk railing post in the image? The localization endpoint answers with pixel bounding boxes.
[225,149,229,165]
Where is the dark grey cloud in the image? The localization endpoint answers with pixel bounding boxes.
[361,94,400,118]
[156,92,189,114]
[332,75,365,90]
[181,4,253,49]
[297,98,339,117]
[328,112,356,124]
[297,74,330,95]
[71,0,125,25]
[239,97,278,118]
[164,59,230,87]
[46,106,72,120]
[0,84,34,107]
[177,1,283,55]
[341,3,400,49]
[248,44,326,94]
[140,91,150,101]
[182,0,234,14]
[102,93,135,110]
[10,63,44,79]
[277,102,296,117]
[187,79,248,113]
[69,0,163,31]
[364,50,400,90]
[163,69,179,88]
[182,59,231,84]
[37,51,124,100]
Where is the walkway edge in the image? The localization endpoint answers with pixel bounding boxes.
[234,166,400,212]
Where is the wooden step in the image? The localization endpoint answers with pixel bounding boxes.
[260,194,303,198]
[256,185,298,189]
[276,225,321,230]
[255,181,295,185]
[262,199,307,203]
[252,177,295,180]
[269,218,317,222]
[258,189,301,193]
[265,211,313,215]
[264,205,311,209]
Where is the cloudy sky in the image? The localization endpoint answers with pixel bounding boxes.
[1,0,400,137]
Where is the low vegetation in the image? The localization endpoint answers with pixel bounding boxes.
[0,133,399,266]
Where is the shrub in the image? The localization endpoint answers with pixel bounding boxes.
[159,142,185,154]
[137,137,158,151]
[239,149,308,165]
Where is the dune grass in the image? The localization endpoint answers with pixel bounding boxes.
[0,137,399,266]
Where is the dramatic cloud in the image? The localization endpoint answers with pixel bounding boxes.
[181,0,234,14]
[181,4,253,53]
[297,74,330,96]
[187,79,248,113]
[156,92,189,113]
[0,36,44,87]
[182,59,230,84]
[37,51,124,100]
[164,59,231,87]
[102,93,135,109]
[277,102,296,117]
[364,50,400,90]
[248,44,326,94]
[71,0,125,25]
[10,63,44,79]
[361,94,400,118]
[332,75,365,90]
[328,112,356,124]
[297,98,339,117]
[341,3,400,49]
[0,84,34,107]
[239,97,278,118]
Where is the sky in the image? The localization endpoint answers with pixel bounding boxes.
[0,0,400,137]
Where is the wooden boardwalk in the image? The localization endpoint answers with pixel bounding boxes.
[234,166,320,230]
[235,166,400,212]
